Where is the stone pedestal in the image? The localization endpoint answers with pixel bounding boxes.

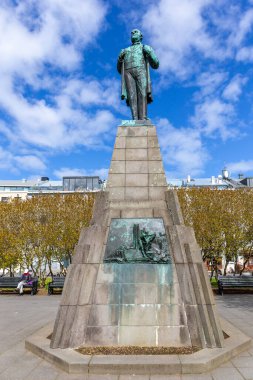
[50,124,224,349]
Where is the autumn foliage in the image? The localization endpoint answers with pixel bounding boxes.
[1,189,253,279]
[0,194,94,278]
[178,188,253,276]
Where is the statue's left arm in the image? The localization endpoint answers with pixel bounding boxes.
[143,45,159,69]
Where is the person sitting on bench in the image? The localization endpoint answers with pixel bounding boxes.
[16,269,32,295]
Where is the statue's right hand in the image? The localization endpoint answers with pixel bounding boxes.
[119,49,125,60]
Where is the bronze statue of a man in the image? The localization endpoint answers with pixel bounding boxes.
[117,29,159,120]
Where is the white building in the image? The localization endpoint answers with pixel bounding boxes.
[0,176,102,202]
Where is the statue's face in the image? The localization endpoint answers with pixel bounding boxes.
[131,29,142,43]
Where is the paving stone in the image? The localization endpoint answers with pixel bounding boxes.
[88,375,118,380]
[181,375,213,380]
[26,360,60,380]
[119,376,150,380]
[56,374,88,380]
[1,294,253,378]
[237,367,253,380]
[150,376,181,380]
[0,351,42,380]
[0,348,28,373]
[232,356,253,368]
[211,367,245,380]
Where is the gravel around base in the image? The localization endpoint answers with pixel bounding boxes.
[76,345,199,355]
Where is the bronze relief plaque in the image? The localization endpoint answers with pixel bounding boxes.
[104,218,170,264]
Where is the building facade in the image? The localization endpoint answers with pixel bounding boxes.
[0,176,102,202]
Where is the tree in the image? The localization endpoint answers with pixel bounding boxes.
[0,193,95,278]
[178,188,253,277]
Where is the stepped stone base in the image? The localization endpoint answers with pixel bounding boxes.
[50,124,224,350]
[26,318,251,375]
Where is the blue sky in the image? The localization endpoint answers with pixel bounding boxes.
[1,0,253,181]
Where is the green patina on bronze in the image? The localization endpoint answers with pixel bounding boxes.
[117,29,159,121]
[104,218,170,264]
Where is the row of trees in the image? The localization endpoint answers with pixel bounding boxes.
[0,194,94,280]
[177,188,253,276]
[1,188,252,280]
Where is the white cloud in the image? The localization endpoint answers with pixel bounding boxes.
[195,71,228,98]
[0,0,113,156]
[227,160,253,174]
[231,8,253,47]
[141,0,221,77]
[222,75,248,102]
[0,147,45,173]
[192,70,248,144]
[192,98,237,140]
[14,155,46,172]
[233,8,253,62]
[59,78,122,111]
[54,167,108,179]
[236,46,253,62]
[157,118,208,177]
[0,0,107,76]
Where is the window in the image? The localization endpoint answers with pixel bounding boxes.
[87,178,92,189]
[69,179,75,191]
[92,177,99,189]
[63,178,70,191]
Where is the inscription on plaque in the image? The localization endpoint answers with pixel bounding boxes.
[104,218,171,264]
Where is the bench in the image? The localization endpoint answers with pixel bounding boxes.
[0,277,38,295]
[218,276,253,295]
[48,277,65,295]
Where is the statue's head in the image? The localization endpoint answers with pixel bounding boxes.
[131,29,143,44]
